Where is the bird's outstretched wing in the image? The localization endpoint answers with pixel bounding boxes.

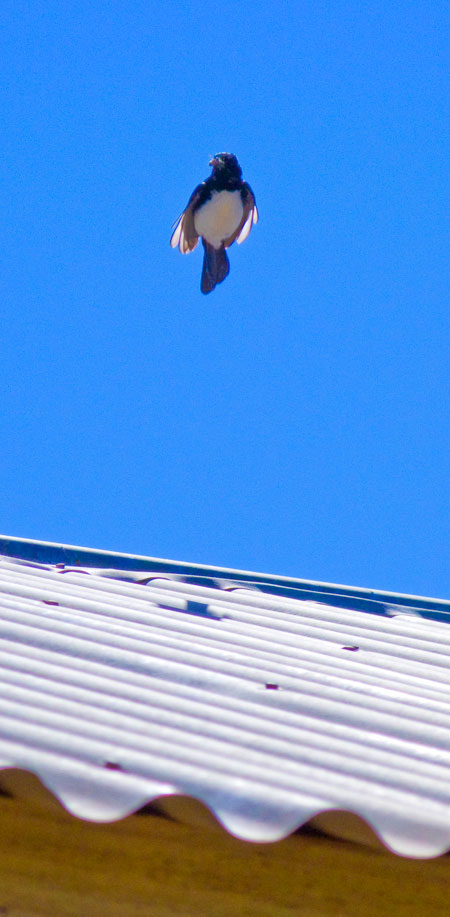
[170,184,204,253]
[223,183,258,248]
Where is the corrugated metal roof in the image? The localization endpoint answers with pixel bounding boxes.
[0,537,450,859]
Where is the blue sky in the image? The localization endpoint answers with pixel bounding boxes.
[1,1,449,597]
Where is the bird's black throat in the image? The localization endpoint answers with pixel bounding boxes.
[210,169,242,192]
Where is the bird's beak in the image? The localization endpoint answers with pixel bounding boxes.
[209,157,219,167]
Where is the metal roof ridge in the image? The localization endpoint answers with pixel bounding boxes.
[0,533,448,612]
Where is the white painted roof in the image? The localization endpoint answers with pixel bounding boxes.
[0,546,450,858]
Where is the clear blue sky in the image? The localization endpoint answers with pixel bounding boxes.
[1,1,449,597]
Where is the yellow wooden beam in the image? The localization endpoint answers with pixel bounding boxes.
[0,794,447,917]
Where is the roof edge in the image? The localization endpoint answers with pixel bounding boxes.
[0,534,449,618]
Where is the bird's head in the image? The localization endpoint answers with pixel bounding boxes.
[209,152,242,179]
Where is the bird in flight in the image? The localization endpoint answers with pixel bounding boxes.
[170,153,258,294]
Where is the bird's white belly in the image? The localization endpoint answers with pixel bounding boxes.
[194,190,243,249]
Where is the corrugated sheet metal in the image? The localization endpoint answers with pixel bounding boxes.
[0,549,450,858]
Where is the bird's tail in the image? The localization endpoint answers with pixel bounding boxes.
[201,241,230,294]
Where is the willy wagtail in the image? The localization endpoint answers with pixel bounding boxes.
[170,153,258,294]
